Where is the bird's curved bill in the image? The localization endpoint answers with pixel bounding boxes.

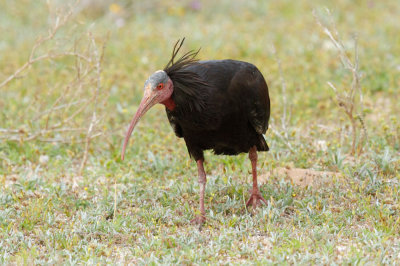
[121,86,158,160]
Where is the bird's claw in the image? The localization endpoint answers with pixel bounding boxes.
[246,191,268,209]
[190,215,206,227]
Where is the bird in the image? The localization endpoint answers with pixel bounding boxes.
[121,38,270,225]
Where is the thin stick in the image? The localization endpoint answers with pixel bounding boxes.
[0,1,80,89]
[113,178,117,222]
[314,8,366,156]
[78,33,104,175]
[269,123,294,152]
[271,44,290,139]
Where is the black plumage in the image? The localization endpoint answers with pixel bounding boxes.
[122,39,270,226]
[164,53,270,161]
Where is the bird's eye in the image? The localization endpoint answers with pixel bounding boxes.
[157,83,164,90]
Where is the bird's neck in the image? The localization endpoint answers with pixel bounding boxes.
[161,97,176,111]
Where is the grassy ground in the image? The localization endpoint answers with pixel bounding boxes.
[1,0,399,264]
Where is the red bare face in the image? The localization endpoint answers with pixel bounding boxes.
[121,71,174,160]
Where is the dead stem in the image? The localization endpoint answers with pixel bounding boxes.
[314,8,366,156]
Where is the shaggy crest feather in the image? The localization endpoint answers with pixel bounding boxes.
[164,38,213,115]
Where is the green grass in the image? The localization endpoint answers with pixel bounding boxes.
[1,0,399,264]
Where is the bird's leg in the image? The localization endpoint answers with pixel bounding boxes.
[246,146,268,208]
[191,159,207,225]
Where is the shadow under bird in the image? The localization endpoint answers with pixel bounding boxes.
[122,39,270,225]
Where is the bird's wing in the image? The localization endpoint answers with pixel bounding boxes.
[228,63,270,135]
[249,98,268,134]
[166,109,183,138]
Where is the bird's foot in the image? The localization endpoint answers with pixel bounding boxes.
[190,214,206,227]
[246,190,268,209]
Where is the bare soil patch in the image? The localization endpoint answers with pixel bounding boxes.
[258,167,340,187]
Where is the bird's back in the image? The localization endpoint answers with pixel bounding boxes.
[166,59,270,160]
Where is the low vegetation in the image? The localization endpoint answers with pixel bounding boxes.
[0,0,399,264]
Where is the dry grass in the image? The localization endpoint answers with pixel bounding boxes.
[1,0,399,264]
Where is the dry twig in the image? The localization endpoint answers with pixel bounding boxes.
[1,1,109,173]
[271,44,290,139]
[0,1,82,89]
[314,8,366,156]
[78,33,106,175]
[269,44,293,153]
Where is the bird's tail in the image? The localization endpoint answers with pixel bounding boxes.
[256,134,269,151]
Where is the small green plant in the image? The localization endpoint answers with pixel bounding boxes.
[373,147,397,176]
[330,148,345,170]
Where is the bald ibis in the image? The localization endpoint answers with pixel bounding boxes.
[122,39,270,225]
